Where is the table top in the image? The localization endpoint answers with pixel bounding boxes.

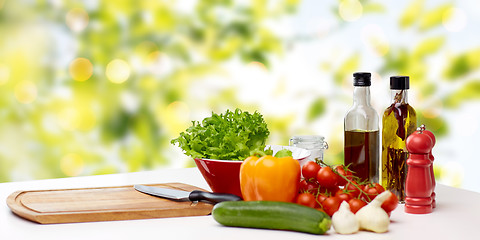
[1,167,479,239]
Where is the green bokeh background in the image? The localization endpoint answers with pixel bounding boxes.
[0,0,478,191]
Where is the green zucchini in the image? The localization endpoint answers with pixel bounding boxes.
[212,201,331,235]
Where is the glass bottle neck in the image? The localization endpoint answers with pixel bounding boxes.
[353,86,372,106]
[390,89,409,104]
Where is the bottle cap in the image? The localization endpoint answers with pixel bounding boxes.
[390,76,410,89]
[353,72,371,86]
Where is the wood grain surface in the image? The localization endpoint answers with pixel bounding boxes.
[6,182,214,224]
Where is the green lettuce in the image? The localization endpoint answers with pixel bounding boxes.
[171,108,270,160]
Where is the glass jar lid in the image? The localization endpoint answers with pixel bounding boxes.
[289,135,328,150]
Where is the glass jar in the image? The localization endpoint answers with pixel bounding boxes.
[289,135,328,165]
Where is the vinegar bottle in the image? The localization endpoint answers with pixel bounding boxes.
[381,76,417,202]
[344,72,380,183]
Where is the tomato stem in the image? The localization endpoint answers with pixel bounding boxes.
[317,159,372,202]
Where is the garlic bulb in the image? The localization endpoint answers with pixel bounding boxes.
[355,191,392,233]
[332,201,359,234]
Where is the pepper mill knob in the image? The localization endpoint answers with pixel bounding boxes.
[406,126,434,154]
[405,126,434,214]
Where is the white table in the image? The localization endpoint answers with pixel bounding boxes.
[1,167,479,239]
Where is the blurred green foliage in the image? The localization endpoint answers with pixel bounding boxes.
[0,0,299,181]
[307,97,327,122]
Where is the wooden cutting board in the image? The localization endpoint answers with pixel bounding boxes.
[6,182,214,224]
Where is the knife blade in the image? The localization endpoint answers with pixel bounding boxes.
[133,185,242,204]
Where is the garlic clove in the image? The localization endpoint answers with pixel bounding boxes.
[355,191,392,233]
[332,201,359,234]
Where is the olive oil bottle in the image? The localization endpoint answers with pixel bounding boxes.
[381,76,416,202]
[344,72,379,183]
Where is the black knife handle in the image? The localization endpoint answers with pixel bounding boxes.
[189,190,242,204]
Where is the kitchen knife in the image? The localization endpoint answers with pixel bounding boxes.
[134,185,242,204]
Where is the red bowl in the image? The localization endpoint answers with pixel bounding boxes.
[194,145,311,198]
[194,158,243,197]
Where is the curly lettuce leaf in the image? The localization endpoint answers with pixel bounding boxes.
[171,108,270,160]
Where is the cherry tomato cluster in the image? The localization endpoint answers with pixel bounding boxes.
[295,161,398,217]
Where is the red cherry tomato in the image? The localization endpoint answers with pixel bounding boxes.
[321,196,341,216]
[315,208,327,214]
[335,189,353,203]
[345,181,362,198]
[316,166,338,189]
[406,131,434,154]
[381,191,399,213]
[296,192,317,208]
[299,179,319,193]
[302,161,321,180]
[348,198,367,214]
[363,183,385,202]
[316,193,328,204]
[370,183,385,193]
[318,185,340,196]
[334,165,353,186]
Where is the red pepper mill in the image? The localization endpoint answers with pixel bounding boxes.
[405,125,435,214]
[420,125,436,208]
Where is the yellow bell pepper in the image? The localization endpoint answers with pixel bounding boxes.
[239,155,300,202]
